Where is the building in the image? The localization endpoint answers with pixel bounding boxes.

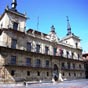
[82,53,88,78]
[0,0,85,83]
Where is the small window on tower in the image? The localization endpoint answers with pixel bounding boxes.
[75,42,78,48]
[13,22,18,30]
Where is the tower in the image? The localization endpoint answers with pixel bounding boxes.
[47,25,59,42]
[66,16,72,35]
[0,0,27,32]
[61,16,81,49]
[11,0,17,11]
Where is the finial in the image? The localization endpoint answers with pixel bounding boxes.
[66,16,71,35]
[11,0,17,11]
[51,25,55,32]
[66,16,69,22]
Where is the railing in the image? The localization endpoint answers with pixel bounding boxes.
[0,41,83,61]
[8,24,26,32]
[5,63,52,69]
[61,66,85,71]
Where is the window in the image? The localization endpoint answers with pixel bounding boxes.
[73,63,75,69]
[66,51,69,58]
[36,44,40,53]
[80,73,82,76]
[37,71,40,76]
[11,39,17,49]
[35,59,41,67]
[74,73,76,76]
[45,60,49,67]
[69,73,71,76]
[45,46,49,54]
[78,54,80,60]
[62,72,65,76]
[26,58,31,66]
[53,48,57,56]
[47,72,49,76]
[11,56,16,65]
[13,22,18,30]
[27,71,30,76]
[27,42,31,51]
[11,70,15,76]
[62,62,65,68]
[72,52,74,59]
[67,62,70,69]
[79,64,81,69]
[59,49,63,56]
[75,42,78,48]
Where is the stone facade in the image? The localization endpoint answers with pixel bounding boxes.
[0,1,85,83]
[83,53,88,79]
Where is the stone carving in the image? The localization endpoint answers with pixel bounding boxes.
[46,25,59,43]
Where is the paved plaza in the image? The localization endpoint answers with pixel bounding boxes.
[0,79,88,88]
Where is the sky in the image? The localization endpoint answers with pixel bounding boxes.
[0,0,88,52]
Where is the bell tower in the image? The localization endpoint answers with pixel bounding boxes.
[66,16,72,35]
[11,0,17,11]
[61,16,81,49]
[0,0,27,32]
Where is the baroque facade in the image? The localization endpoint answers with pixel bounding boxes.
[0,0,85,83]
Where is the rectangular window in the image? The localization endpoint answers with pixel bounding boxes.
[69,72,71,76]
[79,64,81,69]
[59,49,63,56]
[67,62,70,69]
[13,22,18,30]
[11,56,16,65]
[26,58,31,66]
[11,70,15,76]
[11,39,17,49]
[74,73,76,76]
[27,42,31,51]
[46,60,49,67]
[73,63,75,69]
[61,62,65,69]
[75,42,78,48]
[78,54,80,60]
[36,44,40,53]
[72,52,74,59]
[53,48,57,56]
[35,59,41,67]
[62,72,65,76]
[27,71,30,76]
[45,46,49,54]
[37,71,40,76]
[47,72,49,76]
[66,51,69,58]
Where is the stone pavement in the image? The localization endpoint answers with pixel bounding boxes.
[0,79,88,88]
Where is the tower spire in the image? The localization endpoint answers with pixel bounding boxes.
[11,0,17,11]
[51,25,55,33]
[66,16,71,35]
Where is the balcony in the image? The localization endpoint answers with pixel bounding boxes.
[0,41,83,62]
[5,63,52,70]
[61,66,85,71]
[8,24,25,32]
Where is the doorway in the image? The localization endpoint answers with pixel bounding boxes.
[53,64,59,81]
